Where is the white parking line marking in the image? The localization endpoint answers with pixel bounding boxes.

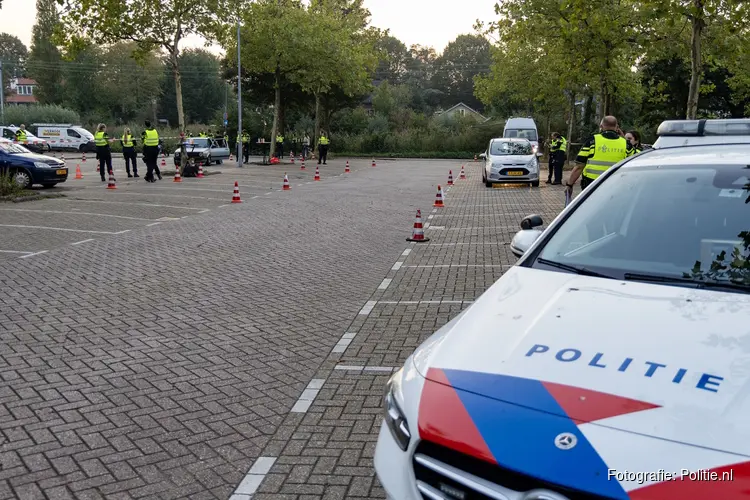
[401,248,412,257]
[265,192,273,195]
[378,278,392,290]
[334,365,396,372]
[376,300,474,305]
[19,251,48,259]
[427,225,445,230]
[332,332,357,354]
[427,215,434,220]
[230,456,277,498]
[146,222,162,227]
[423,222,430,229]
[403,264,511,268]
[252,196,259,199]
[70,239,94,246]
[115,230,131,234]
[0,208,156,221]
[101,192,229,202]
[217,205,228,208]
[290,379,326,413]
[198,209,211,214]
[441,227,516,230]
[391,261,403,271]
[432,208,438,213]
[358,300,377,315]
[0,225,124,235]
[0,250,32,254]
[426,243,503,246]
[62,199,207,211]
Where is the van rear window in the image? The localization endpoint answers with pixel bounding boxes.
[504,129,538,141]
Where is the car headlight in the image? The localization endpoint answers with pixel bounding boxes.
[34,162,53,169]
[527,158,538,171]
[201,151,209,157]
[384,368,411,451]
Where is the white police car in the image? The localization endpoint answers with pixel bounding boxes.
[653,118,750,148]
[374,125,750,499]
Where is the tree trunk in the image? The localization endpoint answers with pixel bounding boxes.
[169,49,187,174]
[686,0,704,119]
[545,113,551,156]
[270,63,281,158]
[313,91,321,151]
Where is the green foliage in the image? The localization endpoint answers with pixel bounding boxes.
[2,104,80,125]
[159,49,224,125]
[27,0,65,104]
[0,33,28,91]
[0,172,27,197]
[431,34,490,110]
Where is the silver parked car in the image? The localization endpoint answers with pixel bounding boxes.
[173,137,230,166]
[480,137,540,187]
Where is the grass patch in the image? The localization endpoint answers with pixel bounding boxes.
[0,172,27,197]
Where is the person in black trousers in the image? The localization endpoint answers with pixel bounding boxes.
[121,127,139,178]
[94,123,113,182]
[141,120,162,183]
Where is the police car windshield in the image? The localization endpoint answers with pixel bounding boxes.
[536,164,750,291]
[504,129,538,141]
[491,141,532,156]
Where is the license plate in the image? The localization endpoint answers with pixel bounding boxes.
[56,169,67,175]
[506,171,523,176]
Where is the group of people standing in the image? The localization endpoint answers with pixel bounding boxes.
[94,120,162,182]
[270,132,331,165]
[546,120,648,188]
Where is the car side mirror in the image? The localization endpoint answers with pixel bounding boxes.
[510,227,543,258]
[520,214,543,230]
[479,152,486,159]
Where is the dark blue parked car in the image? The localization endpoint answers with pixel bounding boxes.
[0,138,68,189]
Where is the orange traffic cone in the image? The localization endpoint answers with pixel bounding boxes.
[434,185,444,207]
[406,209,430,242]
[299,153,303,161]
[300,159,306,170]
[314,166,321,181]
[371,158,376,167]
[82,152,86,162]
[345,161,350,173]
[474,154,477,162]
[460,165,466,180]
[197,165,205,178]
[283,173,291,190]
[447,170,454,186]
[107,172,117,189]
[75,164,83,179]
[290,152,295,164]
[161,155,166,168]
[174,165,182,182]
[231,182,242,203]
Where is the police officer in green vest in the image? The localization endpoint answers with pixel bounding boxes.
[275,133,284,159]
[94,123,113,182]
[318,132,330,165]
[548,132,567,185]
[565,116,633,196]
[121,127,139,178]
[241,130,250,163]
[199,131,207,138]
[14,124,27,144]
[141,120,162,183]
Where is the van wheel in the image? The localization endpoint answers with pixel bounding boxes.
[78,144,86,152]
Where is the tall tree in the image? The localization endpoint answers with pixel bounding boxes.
[159,49,224,125]
[228,0,315,158]
[59,0,226,132]
[431,34,491,111]
[27,0,64,104]
[0,34,28,91]
[373,35,409,84]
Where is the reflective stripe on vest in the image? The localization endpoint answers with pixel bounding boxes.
[276,136,284,142]
[94,131,108,146]
[144,129,159,146]
[241,135,249,143]
[16,131,27,142]
[319,136,329,145]
[559,138,567,152]
[582,134,628,180]
[121,134,134,147]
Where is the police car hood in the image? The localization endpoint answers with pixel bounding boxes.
[413,266,750,454]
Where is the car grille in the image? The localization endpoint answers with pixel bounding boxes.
[413,442,615,500]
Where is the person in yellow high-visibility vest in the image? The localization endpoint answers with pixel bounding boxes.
[121,128,138,178]
[565,116,634,196]
[317,133,330,165]
[141,120,162,183]
[275,134,284,159]
[94,124,113,182]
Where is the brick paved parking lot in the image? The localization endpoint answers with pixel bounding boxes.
[0,154,568,499]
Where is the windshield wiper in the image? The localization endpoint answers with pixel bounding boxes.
[623,272,749,294]
[536,258,616,279]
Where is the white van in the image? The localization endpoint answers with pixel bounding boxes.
[30,123,96,152]
[503,117,541,156]
[0,125,50,153]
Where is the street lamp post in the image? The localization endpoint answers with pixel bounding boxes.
[237,20,242,168]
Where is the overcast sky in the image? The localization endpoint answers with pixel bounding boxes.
[0,0,496,55]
